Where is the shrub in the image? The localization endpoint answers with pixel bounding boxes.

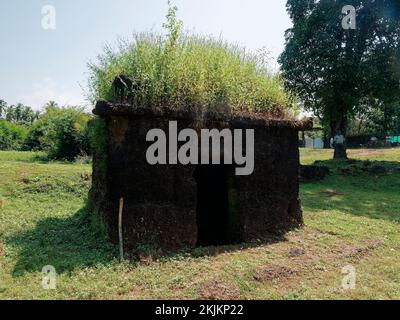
[88,4,297,117]
[0,120,28,150]
[25,107,92,160]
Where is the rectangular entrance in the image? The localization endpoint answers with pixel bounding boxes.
[194,165,231,246]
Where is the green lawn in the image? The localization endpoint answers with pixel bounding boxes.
[0,149,399,299]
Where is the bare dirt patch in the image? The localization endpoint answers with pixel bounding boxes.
[331,240,384,262]
[117,285,144,299]
[0,241,3,257]
[319,189,345,197]
[138,253,153,266]
[288,248,306,257]
[349,150,385,157]
[278,228,385,273]
[198,279,241,300]
[253,265,298,283]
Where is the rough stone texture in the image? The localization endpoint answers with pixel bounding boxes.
[90,101,312,252]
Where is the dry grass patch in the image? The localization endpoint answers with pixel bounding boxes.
[253,265,299,283]
[333,240,385,262]
[198,279,241,300]
[320,189,345,197]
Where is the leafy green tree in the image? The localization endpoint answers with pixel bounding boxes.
[349,100,400,137]
[4,103,39,125]
[0,120,28,150]
[25,106,92,160]
[279,0,400,158]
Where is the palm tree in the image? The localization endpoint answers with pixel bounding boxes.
[44,100,58,112]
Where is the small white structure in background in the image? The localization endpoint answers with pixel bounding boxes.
[305,138,313,149]
[334,135,345,145]
[305,137,324,149]
[314,137,324,149]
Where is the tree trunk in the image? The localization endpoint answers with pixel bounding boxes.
[383,105,389,137]
[334,142,347,159]
[331,117,348,159]
[301,131,306,147]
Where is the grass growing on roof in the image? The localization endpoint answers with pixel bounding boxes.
[87,3,296,117]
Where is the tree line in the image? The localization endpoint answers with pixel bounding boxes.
[0,99,94,160]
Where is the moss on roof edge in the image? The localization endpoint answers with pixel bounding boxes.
[93,100,313,130]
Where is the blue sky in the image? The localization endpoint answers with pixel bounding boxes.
[0,0,291,110]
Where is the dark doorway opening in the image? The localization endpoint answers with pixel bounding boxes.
[194,165,230,246]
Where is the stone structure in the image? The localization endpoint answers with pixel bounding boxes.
[90,100,312,252]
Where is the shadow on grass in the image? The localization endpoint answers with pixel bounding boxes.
[1,151,92,165]
[8,206,290,270]
[301,159,400,223]
[22,154,91,165]
[181,234,289,260]
[130,233,290,262]
[312,158,400,173]
[8,207,117,277]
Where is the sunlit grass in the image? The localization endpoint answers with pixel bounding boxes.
[0,149,399,299]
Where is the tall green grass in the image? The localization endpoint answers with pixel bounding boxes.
[87,5,297,117]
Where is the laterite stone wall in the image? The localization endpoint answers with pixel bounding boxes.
[90,101,311,252]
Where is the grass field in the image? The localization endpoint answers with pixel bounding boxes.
[0,148,399,299]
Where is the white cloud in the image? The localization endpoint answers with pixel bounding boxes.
[19,77,87,111]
